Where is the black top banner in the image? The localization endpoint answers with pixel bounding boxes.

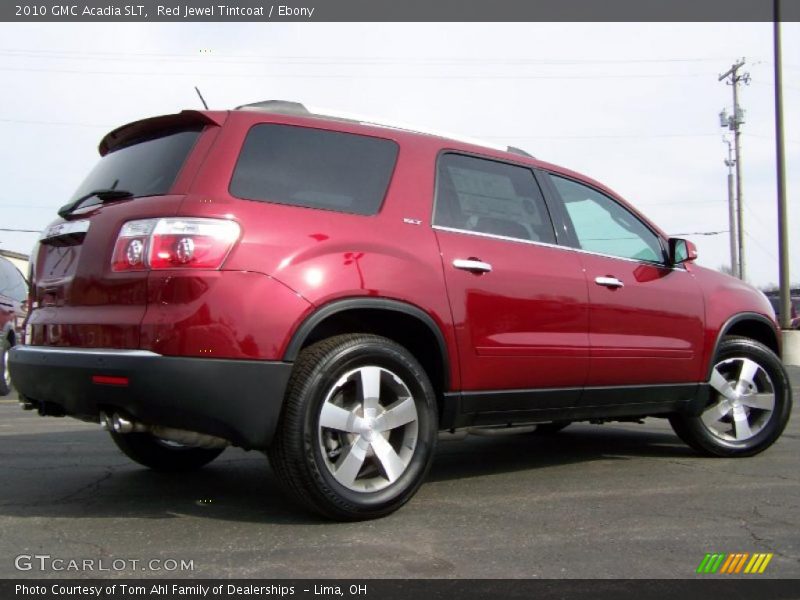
[2,0,800,23]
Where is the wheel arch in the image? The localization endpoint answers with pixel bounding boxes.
[706,312,781,379]
[284,298,452,398]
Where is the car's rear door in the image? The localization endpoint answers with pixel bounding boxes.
[433,153,590,416]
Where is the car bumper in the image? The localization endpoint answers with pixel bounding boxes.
[8,346,292,450]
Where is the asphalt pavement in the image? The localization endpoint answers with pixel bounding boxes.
[1,367,798,579]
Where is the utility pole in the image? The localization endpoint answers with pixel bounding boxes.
[773,1,791,330]
[723,138,739,276]
[719,58,750,281]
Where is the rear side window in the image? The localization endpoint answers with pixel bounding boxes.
[70,127,202,205]
[434,153,555,244]
[230,124,398,216]
[0,258,27,302]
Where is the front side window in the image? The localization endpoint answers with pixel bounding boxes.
[549,175,663,263]
[434,153,555,244]
[230,124,399,216]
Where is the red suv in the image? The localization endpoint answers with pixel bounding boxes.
[0,255,28,397]
[9,101,792,520]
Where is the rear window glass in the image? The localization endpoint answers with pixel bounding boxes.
[70,127,202,205]
[229,124,399,215]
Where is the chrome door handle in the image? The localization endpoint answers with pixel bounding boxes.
[453,259,492,273]
[595,276,624,288]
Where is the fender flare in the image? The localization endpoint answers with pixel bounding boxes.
[706,312,781,379]
[283,297,451,390]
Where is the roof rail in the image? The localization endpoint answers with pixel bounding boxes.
[234,100,533,158]
[506,146,534,158]
[235,100,312,116]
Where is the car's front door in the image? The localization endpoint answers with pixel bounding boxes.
[546,174,706,391]
[433,153,590,412]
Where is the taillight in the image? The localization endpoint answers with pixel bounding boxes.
[111,218,240,272]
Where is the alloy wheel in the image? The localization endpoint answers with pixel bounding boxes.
[703,357,776,442]
[318,366,419,493]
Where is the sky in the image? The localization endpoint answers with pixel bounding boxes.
[0,21,797,288]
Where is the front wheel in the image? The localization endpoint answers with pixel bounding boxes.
[110,431,225,471]
[669,336,792,457]
[268,334,438,521]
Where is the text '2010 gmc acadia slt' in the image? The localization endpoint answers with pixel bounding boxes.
[10,100,792,520]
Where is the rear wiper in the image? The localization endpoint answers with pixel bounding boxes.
[58,188,134,218]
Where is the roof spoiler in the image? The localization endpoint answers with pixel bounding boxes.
[98,110,225,156]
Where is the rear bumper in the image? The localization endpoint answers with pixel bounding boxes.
[8,346,292,450]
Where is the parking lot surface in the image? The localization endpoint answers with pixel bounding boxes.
[1,367,798,579]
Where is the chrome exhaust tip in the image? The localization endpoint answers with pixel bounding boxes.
[110,413,148,434]
[99,412,112,431]
[111,413,135,433]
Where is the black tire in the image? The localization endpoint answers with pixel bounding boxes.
[532,421,570,435]
[268,334,438,521]
[669,336,792,457]
[0,337,12,397]
[109,431,224,471]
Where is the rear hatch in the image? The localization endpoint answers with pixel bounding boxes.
[29,112,219,348]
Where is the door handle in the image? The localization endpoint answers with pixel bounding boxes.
[594,276,624,288]
[453,258,492,274]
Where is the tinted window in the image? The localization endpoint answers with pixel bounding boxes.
[434,154,555,244]
[550,175,663,263]
[70,127,201,207]
[0,258,27,302]
[230,124,399,216]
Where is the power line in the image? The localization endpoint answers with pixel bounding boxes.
[0,203,58,209]
[745,231,778,262]
[0,227,41,233]
[488,132,722,140]
[0,65,717,80]
[0,48,733,64]
[636,199,725,207]
[0,118,112,128]
[670,230,729,236]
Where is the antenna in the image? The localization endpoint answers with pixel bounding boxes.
[194,86,209,110]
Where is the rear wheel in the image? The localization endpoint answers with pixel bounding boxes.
[268,334,438,521]
[110,431,224,471]
[669,336,792,457]
[0,337,12,397]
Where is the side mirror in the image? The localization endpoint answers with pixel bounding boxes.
[669,238,698,265]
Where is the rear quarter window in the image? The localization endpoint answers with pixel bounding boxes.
[229,124,399,216]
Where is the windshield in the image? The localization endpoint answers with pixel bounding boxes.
[70,127,202,204]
